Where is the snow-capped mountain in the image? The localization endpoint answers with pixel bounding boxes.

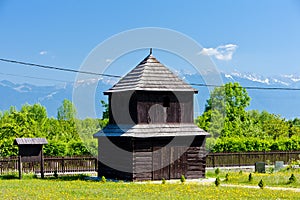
[183,71,300,119]
[0,80,71,117]
[0,71,299,119]
[224,71,300,87]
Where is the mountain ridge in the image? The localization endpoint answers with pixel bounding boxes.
[1,71,299,119]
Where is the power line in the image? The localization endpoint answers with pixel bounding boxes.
[0,72,73,83]
[190,83,300,91]
[1,57,300,91]
[0,58,122,78]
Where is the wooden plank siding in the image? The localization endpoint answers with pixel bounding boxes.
[169,147,187,179]
[98,137,133,180]
[131,136,206,181]
[108,91,194,125]
[135,91,194,124]
[186,147,206,179]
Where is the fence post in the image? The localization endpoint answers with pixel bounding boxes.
[212,153,215,168]
[61,157,65,173]
[238,152,241,167]
[18,155,22,179]
[94,157,98,172]
[40,150,45,179]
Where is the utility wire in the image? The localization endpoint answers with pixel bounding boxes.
[190,83,300,91]
[0,58,122,78]
[1,58,300,91]
[0,72,73,83]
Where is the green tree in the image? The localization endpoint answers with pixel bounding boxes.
[21,103,47,123]
[261,114,289,140]
[205,82,250,121]
[0,104,49,156]
[196,110,224,138]
[197,82,300,152]
[100,100,109,120]
[201,82,251,138]
[57,99,77,121]
[288,118,300,137]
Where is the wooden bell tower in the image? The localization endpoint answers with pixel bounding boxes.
[94,50,209,181]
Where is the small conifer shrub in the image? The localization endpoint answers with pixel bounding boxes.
[258,179,265,189]
[180,175,186,183]
[288,174,297,184]
[215,168,220,175]
[248,173,253,182]
[162,178,166,184]
[101,176,106,183]
[215,177,221,187]
[225,173,229,182]
[54,170,58,179]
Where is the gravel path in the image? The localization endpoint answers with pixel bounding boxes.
[221,183,300,192]
[137,178,300,192]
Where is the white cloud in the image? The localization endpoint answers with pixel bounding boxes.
[199,44,238,61]
[39,51,48,55]
[105,58,113,63]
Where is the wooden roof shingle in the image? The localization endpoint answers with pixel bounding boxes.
[94,124,209,138]
[104,53,197,94]
[14,138,48,145]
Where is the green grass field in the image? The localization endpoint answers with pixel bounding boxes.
[0,176,299,200]
[206,168,300,188]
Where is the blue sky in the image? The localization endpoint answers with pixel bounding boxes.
[0,0,300,85]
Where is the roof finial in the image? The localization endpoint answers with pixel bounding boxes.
[149,48,152,55]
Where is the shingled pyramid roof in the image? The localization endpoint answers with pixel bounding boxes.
[104,52,197,94]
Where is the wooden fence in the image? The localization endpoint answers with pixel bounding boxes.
[206,151,300,168]
[1,151,299,175]
[0,156,97,175]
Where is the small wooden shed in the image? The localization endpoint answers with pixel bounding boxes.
[94,51,209,181]
[14,138,48,179]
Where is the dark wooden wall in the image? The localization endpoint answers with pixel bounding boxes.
[107,91,194,125]
[135,91,194,124]
[132,139,153,181]
[18,145,43,162]
[97,137,133,180]
[108,92,137,125]
[98,136,206,181]
[133,136,206,181]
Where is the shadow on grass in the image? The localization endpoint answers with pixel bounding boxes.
[0,173,91,181]
[45,174,90,181]
[0,174,19,180]
[0,173,37,180]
